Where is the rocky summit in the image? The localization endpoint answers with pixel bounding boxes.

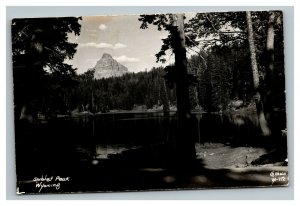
[91,53,128,79]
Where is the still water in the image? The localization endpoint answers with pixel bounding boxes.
[44,111,286,158]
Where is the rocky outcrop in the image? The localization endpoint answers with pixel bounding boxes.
[91,53,128,79]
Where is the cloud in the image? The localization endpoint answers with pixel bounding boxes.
[113,43,127,49]
[99,24,107,30]
[78,42,127,50]
[113,55,139,63]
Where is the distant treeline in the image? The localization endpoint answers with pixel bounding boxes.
[12,13,286,118]
[65,67,175,112]
[52,46,285,114]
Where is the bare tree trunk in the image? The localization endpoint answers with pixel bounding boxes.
[264,11,276,122]
[246,11,271,136]
[171,14,196,162]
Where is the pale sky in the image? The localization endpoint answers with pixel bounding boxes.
[66,13,197,74]
[66,14,171,74]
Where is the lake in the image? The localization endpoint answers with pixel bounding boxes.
[35,111,286,159]
[15,110,288,193]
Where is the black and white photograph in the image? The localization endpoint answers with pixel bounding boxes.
[11,10,288,195]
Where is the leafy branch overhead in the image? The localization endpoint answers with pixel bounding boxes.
[139,11,283,65]
[139,13,243,63]
[12,17,82,75]
[139,14,186,63]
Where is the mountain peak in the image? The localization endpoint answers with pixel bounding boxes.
[101,53,113,59]
[93,53,128,79]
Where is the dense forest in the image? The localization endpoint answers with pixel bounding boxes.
[47,44,285,115]
[12,11,286,128]
[17,11,283,117]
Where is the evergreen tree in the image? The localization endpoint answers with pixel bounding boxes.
[12,17,82,119]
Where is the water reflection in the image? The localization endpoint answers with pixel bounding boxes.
[46,111,285,158]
